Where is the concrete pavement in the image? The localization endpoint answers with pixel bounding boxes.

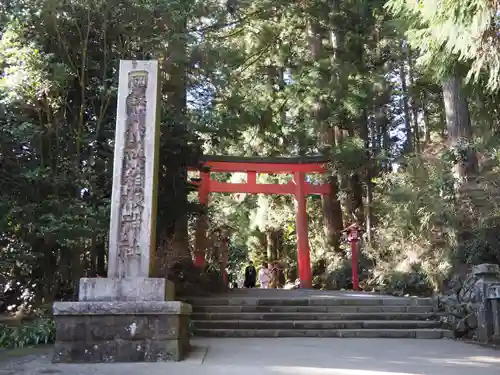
[0,338,499,375]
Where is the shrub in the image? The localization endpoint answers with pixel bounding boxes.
[0,316,55,348]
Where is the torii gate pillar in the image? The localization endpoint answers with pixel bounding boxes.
[294,172,312,289]
[194,171,210,267]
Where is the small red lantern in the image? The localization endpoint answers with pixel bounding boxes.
[348,228,359,242]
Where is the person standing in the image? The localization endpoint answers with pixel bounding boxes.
[258,262,271,289]
[228,272,238,288]
[243,261,257,288]
[269,262,279,289]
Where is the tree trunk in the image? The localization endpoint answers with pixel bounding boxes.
[442,76,472,142]
[362,110,373,244]
[365,172,373,243]
[307,19,344,254]
[157,11,191,271]
[322,175,344,251]
[442,74,480,264]
[422,90,431,144]
[344,112,367,226]
[400,42,412,152]
[266,229,282,262]
[96,242,106,277]
[407,47,420,153]
[441,75,477,178]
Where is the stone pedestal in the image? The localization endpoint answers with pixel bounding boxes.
[78,278,175,302]
[474,264,500,343]
[52,301,190,362]
[486,283,500,343]
[52,60,191,363]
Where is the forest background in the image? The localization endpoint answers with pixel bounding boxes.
[0,0,499,344]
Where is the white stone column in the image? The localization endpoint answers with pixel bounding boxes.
[107,60,160,279]
[52,61,190,364]
[78,60,173,302]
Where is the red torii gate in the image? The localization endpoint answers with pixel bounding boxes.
[190,155,331,289]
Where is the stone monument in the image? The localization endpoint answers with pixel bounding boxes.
[52,61,191,363]
[474,263,500,343]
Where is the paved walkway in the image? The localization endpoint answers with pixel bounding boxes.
[0,338,499,375]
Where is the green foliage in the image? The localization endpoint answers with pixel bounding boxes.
[369,268,434,296]
[228,243,247,271]
[0,0,206,303]
[0,317,55,348]
[369,154,455,290]
[457,219,500,265]
[368,137,500,292]
[385,0,500,90]
[331,137,367,174]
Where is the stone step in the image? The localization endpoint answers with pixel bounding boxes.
[194,328,452,339]
[193,320,442,330]
[185,297,433,307]
[192,305,435,314]
[191,312,439,321]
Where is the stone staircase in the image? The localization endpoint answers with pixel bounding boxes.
[185,289,452,338]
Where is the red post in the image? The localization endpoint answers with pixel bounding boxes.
[347,225,361,291]
[293,172,312,289]
[247,171,257,186]
[194,171,210,267]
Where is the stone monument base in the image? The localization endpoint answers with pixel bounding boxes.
[78,277,175,302]
[52,301,191,363]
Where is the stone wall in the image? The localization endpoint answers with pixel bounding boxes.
[439,263,500,343]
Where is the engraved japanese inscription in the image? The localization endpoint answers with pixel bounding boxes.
[117,70,148,276]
